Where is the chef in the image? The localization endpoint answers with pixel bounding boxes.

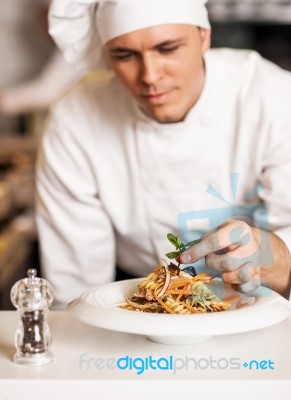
[36,0,291,308]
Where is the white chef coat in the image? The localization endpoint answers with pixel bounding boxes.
[36,48,291,307]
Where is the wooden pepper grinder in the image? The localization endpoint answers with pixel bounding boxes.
[10,268,54,365]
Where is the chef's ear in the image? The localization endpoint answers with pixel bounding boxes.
[199,28,211,53]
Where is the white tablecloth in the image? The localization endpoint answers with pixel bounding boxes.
[0,311,291,399]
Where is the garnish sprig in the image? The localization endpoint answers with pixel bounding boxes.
[165,233,202,260]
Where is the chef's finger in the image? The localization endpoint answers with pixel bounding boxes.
[180,221,255,264]
[238,274,262,292]
[221,265,260,285]
[205,247,259,272]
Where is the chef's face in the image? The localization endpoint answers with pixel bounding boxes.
[105,24,211,123]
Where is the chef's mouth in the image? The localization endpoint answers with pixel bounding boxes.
[140,90,174,104]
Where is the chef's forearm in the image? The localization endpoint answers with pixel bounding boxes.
[261,232,291,299]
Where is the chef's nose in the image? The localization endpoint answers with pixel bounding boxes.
[140,54,163,85]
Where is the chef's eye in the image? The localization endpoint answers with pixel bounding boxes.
[112,51,137,61]
[159,45,180,54]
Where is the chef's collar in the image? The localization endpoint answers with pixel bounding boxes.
[49,0,211,71]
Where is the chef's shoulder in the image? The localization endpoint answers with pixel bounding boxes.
[208,48,291,105]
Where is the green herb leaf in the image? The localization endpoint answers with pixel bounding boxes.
[165,251,181,259]
[167,233,179,249]
[185,239,202,248]
[166,233,202,261]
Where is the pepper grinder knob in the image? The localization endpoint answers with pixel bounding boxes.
[27,268,37,279]
[10,268,54,365]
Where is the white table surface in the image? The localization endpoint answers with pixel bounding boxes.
[0,311,291,400]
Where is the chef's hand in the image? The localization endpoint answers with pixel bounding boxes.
[179,220,271,292]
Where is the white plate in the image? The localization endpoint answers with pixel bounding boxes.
[67,278,291,345]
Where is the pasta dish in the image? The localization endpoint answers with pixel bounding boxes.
[118,259,232,314]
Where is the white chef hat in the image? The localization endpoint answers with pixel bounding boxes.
[49,0,210,71]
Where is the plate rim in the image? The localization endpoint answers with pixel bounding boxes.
[67,278,291,339]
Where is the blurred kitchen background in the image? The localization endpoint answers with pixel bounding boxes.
[0,0,291,309]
